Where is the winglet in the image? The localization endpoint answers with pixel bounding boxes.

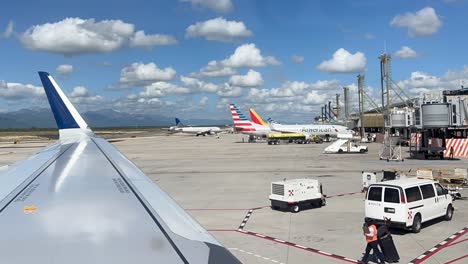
[38,72,92,139]
[175,117,181,127]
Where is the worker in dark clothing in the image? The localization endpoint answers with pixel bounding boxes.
[377,218,399,263]
[360,222,386,264]
[449,146,454,160]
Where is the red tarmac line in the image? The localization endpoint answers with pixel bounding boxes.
[236,230,358,263]
[444,254,468,264]
[445,237,468,248]
[413,228,468,264]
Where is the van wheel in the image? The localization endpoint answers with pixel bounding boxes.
[290,205,300,213]
[444,205,454,221]
[360,149,365,153]
[338,149,343,154]
[412,214,422,233]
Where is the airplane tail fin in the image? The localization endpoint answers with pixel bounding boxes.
[249,108,268,126]
[175,117,182,127]
[229,104,255,132]
[38,71,93,140]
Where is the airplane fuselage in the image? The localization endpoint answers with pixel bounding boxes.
[171,126,221,135]
[271,124,351,137]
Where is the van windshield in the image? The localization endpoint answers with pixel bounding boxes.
[368,187,382,201]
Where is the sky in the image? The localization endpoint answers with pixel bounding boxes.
[1,0,468,122]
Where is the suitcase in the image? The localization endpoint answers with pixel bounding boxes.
[379,234,400,263]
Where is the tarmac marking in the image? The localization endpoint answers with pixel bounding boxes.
[326,191,362,198]
[236,230,359,263]
[229,247,284,264]
[444,254,468,264]
[238,209,254,230]
[445,237,468,247]
[408,226,468,264]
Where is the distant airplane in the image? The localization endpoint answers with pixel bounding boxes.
[249,108,352,139]
[0,72,241,263]
[168,118,221,136]
[229,104,271,137]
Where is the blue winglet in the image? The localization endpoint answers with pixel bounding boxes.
[38,71,81,129]
[175,118,181,126]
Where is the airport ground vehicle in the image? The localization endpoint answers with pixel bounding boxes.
[323,139,368,153]
[365,178,453,233]
[269,179,326,213]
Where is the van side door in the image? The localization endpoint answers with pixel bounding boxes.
[383,187,403,221]
[366,186,383,220]
[405,186,424,226]
[420,184,437,221]
[434,183,449,217]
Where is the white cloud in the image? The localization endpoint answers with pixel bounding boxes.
[291,55,304,64]
[390,7,442,37]
[186,17,252,42]
[316,48,366,73]
[191,44,279,78]
[0,80,45,100]
[181,0,233,13]
[222,43,280,68]
[394,46,419,59]
[217,83,243,97]
[69,86,104,104]
[20,18,177,55]
[119,62,176,87]
[56,64,74,75]
[190,60,236,78]
[130,30,178,47]
[199,96,209,105]
[140,82,191,98]
[180,76,218,93]
[364,33,375,40]
[3,20,14,38]
[229,69,263,87]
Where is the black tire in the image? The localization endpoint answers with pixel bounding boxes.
[444,205,454,221]
[290,204,300,213]
[360,149,365,153]
[338,149,343,154]
[411,214,422,233]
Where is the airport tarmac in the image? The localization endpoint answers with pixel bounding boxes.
[1,133,467,264]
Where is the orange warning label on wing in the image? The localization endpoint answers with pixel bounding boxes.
[23,205,37,213]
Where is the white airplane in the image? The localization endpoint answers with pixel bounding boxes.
[228,103,271,137]
[248,108,353,139]
[168,118,221,136]
[0,72,240,263]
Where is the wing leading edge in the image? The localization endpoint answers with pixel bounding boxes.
[0,72,240,264]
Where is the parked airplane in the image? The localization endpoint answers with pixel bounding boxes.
[249,108,352,139]
[229,104,271,136]
[0,72,240,264]
[168,118,221,136]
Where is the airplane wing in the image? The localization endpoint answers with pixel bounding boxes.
[0,72,240,264]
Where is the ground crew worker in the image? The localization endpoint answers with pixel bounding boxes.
[450,146,454,160]
[360,222,386,264]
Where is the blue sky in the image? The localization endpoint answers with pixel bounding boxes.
[1,0,468,122]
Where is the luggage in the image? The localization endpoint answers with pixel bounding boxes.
[379,234,400,263]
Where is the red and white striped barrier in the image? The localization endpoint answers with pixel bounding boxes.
[410,133,421,146]
[444,138,468,157]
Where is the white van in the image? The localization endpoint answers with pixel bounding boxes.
[365,178,453,233]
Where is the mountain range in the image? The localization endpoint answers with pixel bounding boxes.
[0,108,231,129]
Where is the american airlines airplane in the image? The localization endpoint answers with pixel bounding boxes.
[0,72,241,264]
[229,103,271,137]
[168,118,221,136]
[248,108,353,139]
